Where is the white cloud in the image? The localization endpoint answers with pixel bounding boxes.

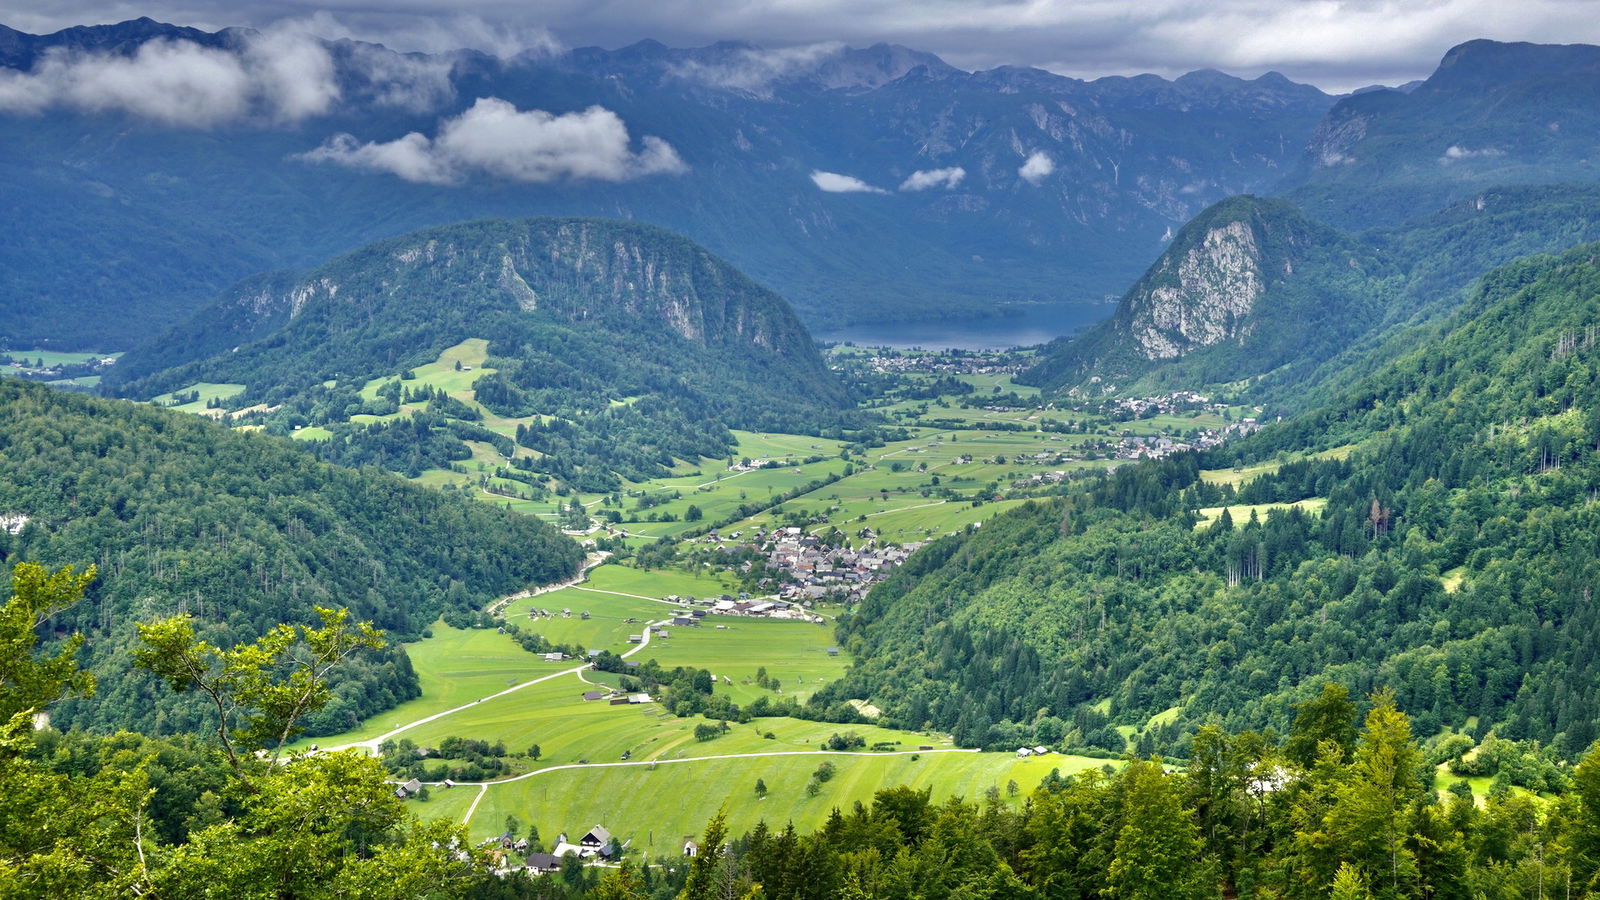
[810,170,888,193]
[298,97,688,185]
[0,27,338,126]
[294,11,561,60]
[899,166,965,191]
[245,26,340,122]
[1440,144,1503,163]
[343,42,457,112]
[672,42,845,94]
[1018,151,1054,185]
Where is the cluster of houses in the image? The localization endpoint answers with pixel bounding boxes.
[528,607,590,621]
[3,355,117,379]
[699,526,924,604]
[862,354,1023,376]
[579,688,652,705]
[1115,418,1263,460]
[483,825,620,875]
[1109,391,1224,418]
[1015,746,1056,758]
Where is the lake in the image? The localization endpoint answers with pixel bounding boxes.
[815,301,1114,351]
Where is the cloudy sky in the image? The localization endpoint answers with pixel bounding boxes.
[4,0,1600,92]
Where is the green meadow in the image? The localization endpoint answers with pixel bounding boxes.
[4,348,121,368]
[641,615,843,704]
[427,749,1112,856]
[149,382,247,414]
[1194,497,1329,527]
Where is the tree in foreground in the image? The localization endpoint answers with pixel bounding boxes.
[0,562,488,898]
[1108,758,1207,900]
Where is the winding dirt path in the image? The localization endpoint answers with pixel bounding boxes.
[486,551,610,618]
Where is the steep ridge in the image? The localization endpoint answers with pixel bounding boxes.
[825,242,1600,758]
[1027,184,1600,405]
[0,378,582,736]
[1021,195,1387,394]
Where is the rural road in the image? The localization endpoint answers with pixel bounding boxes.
[321,610,667,754]
[439,747,982,824]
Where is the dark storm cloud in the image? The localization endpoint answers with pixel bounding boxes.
[6,0,1600,91]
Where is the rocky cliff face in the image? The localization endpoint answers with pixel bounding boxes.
[1131,219,1264,359]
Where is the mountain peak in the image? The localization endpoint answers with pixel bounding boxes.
[1425,38,1600,92]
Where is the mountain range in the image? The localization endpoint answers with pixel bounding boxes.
[0,17,1334,347]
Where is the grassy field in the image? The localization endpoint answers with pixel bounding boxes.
[149,382,247,414]
[382,673,934,770]
[1195,497,1328,527]
[429,749,1113,855]
[642,615,844,704]
[4,348,120,367]
[1200,459,1285,488]
[1200,444,1359,487]
[302,623,571,748]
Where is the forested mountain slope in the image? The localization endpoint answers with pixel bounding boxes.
[826,242,1600,759]
[1281,39,1600,230]
[107,217,851,485]
[1024,186,1600,404]
[0,378,581,735]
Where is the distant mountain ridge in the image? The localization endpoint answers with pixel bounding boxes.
[1281,38,1600,229]
[0,18,1334,347]
[1026,37,1600,403]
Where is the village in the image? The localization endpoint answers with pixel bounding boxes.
[856,352,1025,377]
[691,525,923,605]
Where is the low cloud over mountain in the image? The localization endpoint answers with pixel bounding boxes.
[299,98,687,184]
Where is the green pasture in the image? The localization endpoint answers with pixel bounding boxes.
[303,623,570,748]
[358,338,493,402]
[449,750,1112,855]
[4,348,120,368]
[1200,459,1283,488]
[640,616,844,704]
[383,674,928,772]
[1195,497,1328,527]
[1200,443,1358,487]
[731,430,848,461]
[149,382,246,413]
[953,373,1041,396]
[503,589,674,650]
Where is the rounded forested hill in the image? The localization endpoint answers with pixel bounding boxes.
[0,378,582,736]
[107,217,849,422]
[106,218,855,485]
